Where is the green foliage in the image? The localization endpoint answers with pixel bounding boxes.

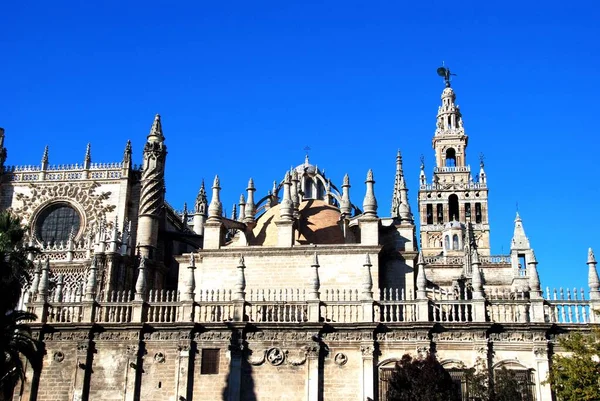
[0,211,36,312]
[546,330,600,401]
[387,353,461,401]
[462,358,534,401]
[0,211,40,398]
[0,310,40,399]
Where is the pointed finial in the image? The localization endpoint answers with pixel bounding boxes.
[362,169,378,217]
[41,145,49,168]
[272,180,278,195]
[147,114,164,142]
[479,153,485,168]
[83,143,91,168]
[248,178,255,189]
[305,153,310,165]
[515,211,521,222]
[123,140,132,165]
[343,174,350,186]
[213,175,220,188]
[239,193,246,204]
[189,252,195,267]
[417,250,425,265]
[238,254,245,267]
[366,169,374,182]
[208,175,223,220]
[588,248,596,265]
[364,254,372,266]
[472,248,480,265]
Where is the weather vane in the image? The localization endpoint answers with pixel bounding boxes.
[436,62,456,87]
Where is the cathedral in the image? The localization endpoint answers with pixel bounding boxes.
[2,76,598,401]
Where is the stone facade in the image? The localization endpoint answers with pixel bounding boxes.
[2,81,599,401]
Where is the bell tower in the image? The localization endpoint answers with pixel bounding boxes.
[418,68,491,256]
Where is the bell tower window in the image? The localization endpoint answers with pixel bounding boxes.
[452,234,459,250]
[426,204,433,224]
[475,203,482,223]
[445,148,456,167]
[465,203,471,219]
[448,194,459,221]
[436,204,444,223]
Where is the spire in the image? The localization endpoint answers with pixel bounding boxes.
[361,254,373,300]
[238,194,246,222]
[340,173,352,216]
[587,248,600,298]
[0,127,6,171]
[435,66,463,134]
[182,202,189,223]
[511,212,531,250]
[528,250,541,296]
[416,251,427,299]
[122,140,132,166]
[391,150,403,217]
[308,252,320,301]
[271,180,279,206]
[41,145,49,170]
[279,172,293,221]
[134,256,148,301]
[195,180,208,215]
[234,255,246,301]
[290,169,300,213]
[244,178,256,223]
[207,175,222,220]
[471,249,484,299]
[147,114,165,143]
[362,169,378,217]
[181,253,196,302]
[419,155,426,186]
[84,256,98,301]
[83,143,91,169]
[479,153,486,184]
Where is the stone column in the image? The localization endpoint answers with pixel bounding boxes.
[533,344,552,401]
[305,346,320,401]
[360,344,375,401]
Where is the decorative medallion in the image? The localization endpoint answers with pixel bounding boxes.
[266,347,285,366]
[334,352,348,366]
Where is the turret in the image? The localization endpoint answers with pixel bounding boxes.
[193,180,208,235]
[510,212,533,275]
[340,174,352,217]
[137,114,167,259]
[244,178,256,225]
[41,145,49,170]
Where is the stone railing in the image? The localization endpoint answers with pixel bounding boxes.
[25,286,599,325]
[434,165,471,173]
[4,162,124,182]
[423,255,511,265]
[420,181,486,190]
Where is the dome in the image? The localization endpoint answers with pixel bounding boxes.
[252,200,344,246]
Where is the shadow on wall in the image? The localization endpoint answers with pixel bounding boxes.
[221,328,256,401]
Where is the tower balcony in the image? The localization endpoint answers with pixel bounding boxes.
[434,165,471,173]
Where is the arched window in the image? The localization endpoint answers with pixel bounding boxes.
[452,234,459,250]
[436,204,444,223]
[444,235,450,250]
[465,203,471,219]
[35,203,81,243]
[426,204,433,224]
[445,148,456,167]
[448,194,459,221]
[475,203,482,223]
[304,177,313,199]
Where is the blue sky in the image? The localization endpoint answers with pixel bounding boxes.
[1,1,598,294]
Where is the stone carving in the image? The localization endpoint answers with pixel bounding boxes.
[139,141,166,217]
[322,331,373,342]
[266,347,285,366]
[416,346,430,356]
[13,182,115,235]
[433,331,486,342]
[376,331,429,342]
[96,331,139,341]
[247,350,266,366]
[489,332,545,343]
[126,344,139,356]
[76,342,88,355]
[360,345,375,357]
[194,331,232,342]
[53,351,65,362]
[533,347,547,357]
[246,331,314,342]
[143,331,179,341]
[44,331,88,342]
[153,352,165,363]
[334,352,348,366]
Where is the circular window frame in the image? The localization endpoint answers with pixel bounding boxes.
[31,200,86,243]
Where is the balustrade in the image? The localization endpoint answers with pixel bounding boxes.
[23,285,598,325]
